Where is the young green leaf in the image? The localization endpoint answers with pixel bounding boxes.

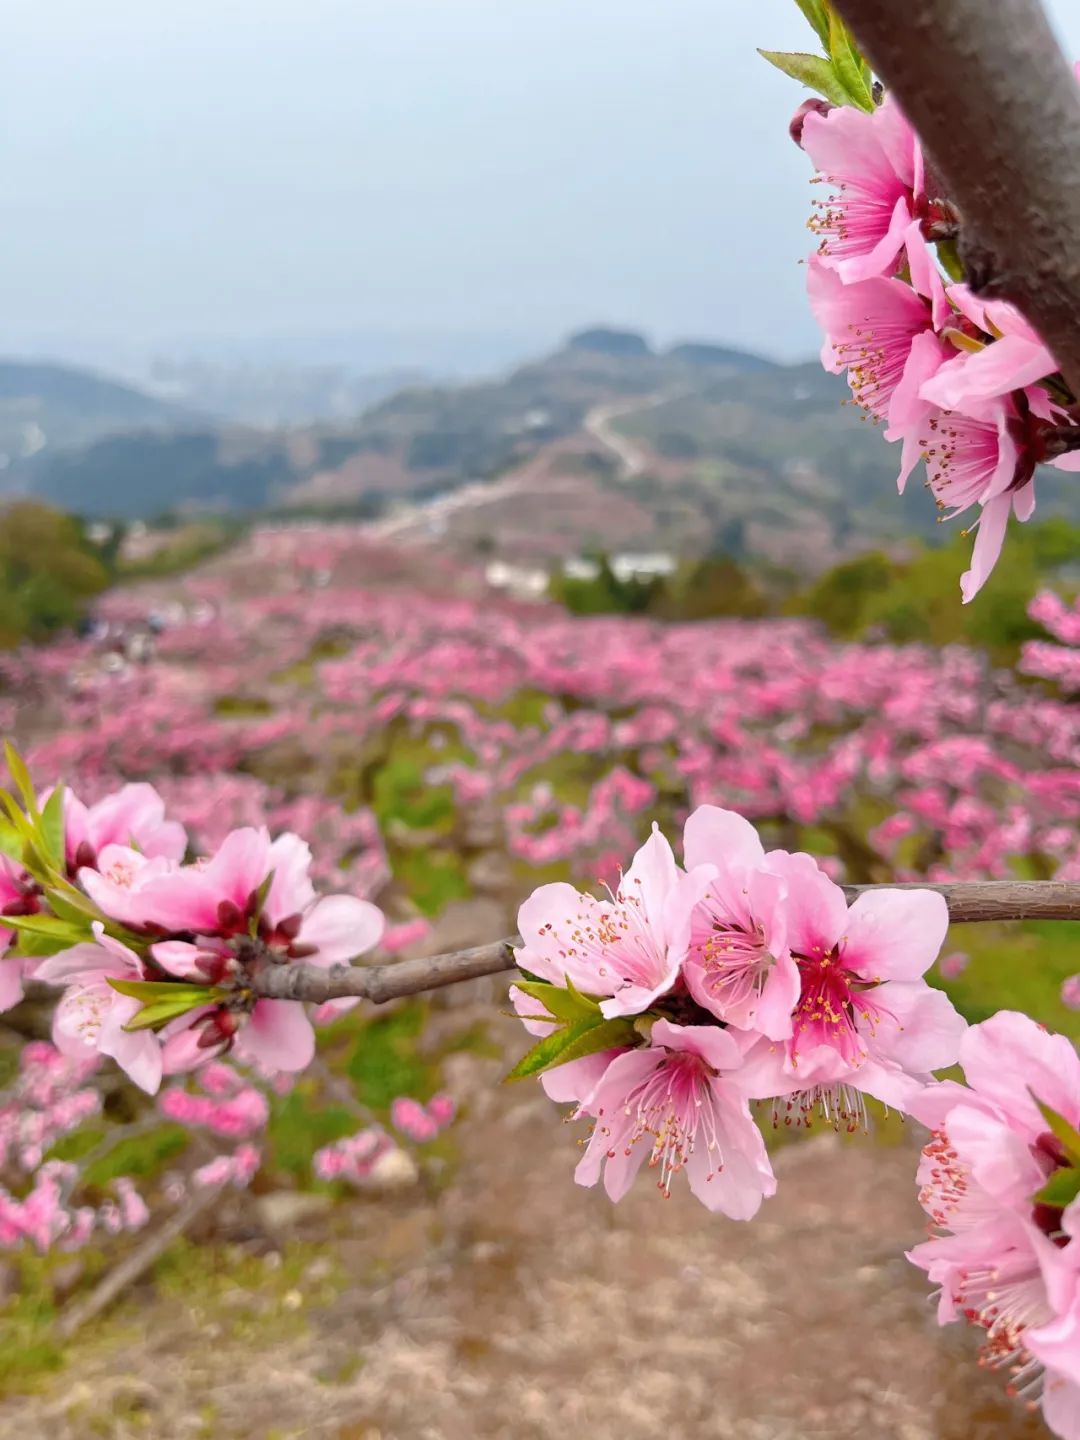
[0,791,35,845]
[39,784,66,870]
[108,977,200,1001]
[544,1016,638,1073]
[757,50,851,108]
[1,912,91,943]
[827,10,874,110]
[122,993,218,1032]
[3,743,40,821]
[0,818,21,862]
[512,978,600,1026]
[505,1011,637,1082]
[247,868,276,936]
[1035,1097,1080,1167]
[1034,1167,1080,1210]
[792,0,830,48]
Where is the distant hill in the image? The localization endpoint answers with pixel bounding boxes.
[567,327,653,358]
[666,341,777,373]
[0,360,198,466]
[8,334,1080,575]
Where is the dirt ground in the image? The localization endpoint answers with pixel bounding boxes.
[0,1008,1050,1440]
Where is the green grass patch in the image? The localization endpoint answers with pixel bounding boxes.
[938,919,1080,1038]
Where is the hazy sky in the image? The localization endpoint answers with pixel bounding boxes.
[6,0,1080,375]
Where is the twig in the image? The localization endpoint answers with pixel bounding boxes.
[830,0,1080,399]
[250,881,1080,1007]
[55,1182,222,1340]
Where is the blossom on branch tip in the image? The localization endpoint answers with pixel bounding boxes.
[907,1012,1080,1440]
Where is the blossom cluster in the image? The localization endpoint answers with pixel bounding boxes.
[909,1013,1080,1438]
[10,782,388,1092]
[511,812,1080,1436]
[795,89,1080,599]
[511,809,965,1218]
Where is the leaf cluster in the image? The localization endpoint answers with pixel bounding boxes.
[759,1,875,112]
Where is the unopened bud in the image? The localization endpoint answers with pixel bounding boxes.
[216,898,245,935]
[789,98,833,149]
[74,840,98,871]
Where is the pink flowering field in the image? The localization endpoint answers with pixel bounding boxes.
[0,514,1076,1433]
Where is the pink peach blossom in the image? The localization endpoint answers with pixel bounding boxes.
[801,93,923,283]
[574,1020,776,1218]
[750,853,964,1122]
[63,783,187,870]
[681,806,797,1039]
[908,1012,1080,1438]
[516,825,714,1019]
[36,924,163,1094]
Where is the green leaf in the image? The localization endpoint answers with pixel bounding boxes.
[123,995,217,1032]
[792,0,830,47]
[107,977,203,1001]
[2,913,89,944]
[3,743,39,821]
[0,819,20,862]
[248,868,275,936]
[40,785,65,869]
[757,50,851,108]
[1034,1167,1080,1210]
[827,10,874,110]
[512,978,601,1026]
[0,791,35,844]
[1035,1097,1080,1167]
[546,1015,639,1072]
[505,1011,637,1082]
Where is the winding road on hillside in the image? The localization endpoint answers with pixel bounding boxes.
[584,392,673,479]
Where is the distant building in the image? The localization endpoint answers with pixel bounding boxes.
[610,552,676,583]
[484,560,548,600]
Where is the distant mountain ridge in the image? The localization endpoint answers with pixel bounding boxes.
[4,335,1077,573]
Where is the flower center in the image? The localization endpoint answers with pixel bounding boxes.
[690,911,771,1012]
[791,951,881,1067]
[611,1053,722,1197]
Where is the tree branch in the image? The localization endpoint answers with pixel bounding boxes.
[830,0,1080,400]
[250,881,1080,1006]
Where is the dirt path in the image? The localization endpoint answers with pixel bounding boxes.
[0,1017,1048,1440]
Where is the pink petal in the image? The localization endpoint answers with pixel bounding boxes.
[651,1018,744,1072]
[765,851,847,960]
[960,1009,1080,1133]
[99,997,163,1095]
[36,942,117,986]
[234,999,315,1073]
[150,940,218,979]
[201,827,272,909]
[840,887,949,982]
[961,493,1012,603]
[299,894,385,965]
[541,1049,622,1105]
[265,832,316,927]
[920,332,1057,408]
[0,959,23,1012]
[1029,1300,1080,1389]
[1040,1372,1080,1440]
[683,805,765,874]
[620,825,680,934]
[868,980,966,1073]
[516,882,618,995]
